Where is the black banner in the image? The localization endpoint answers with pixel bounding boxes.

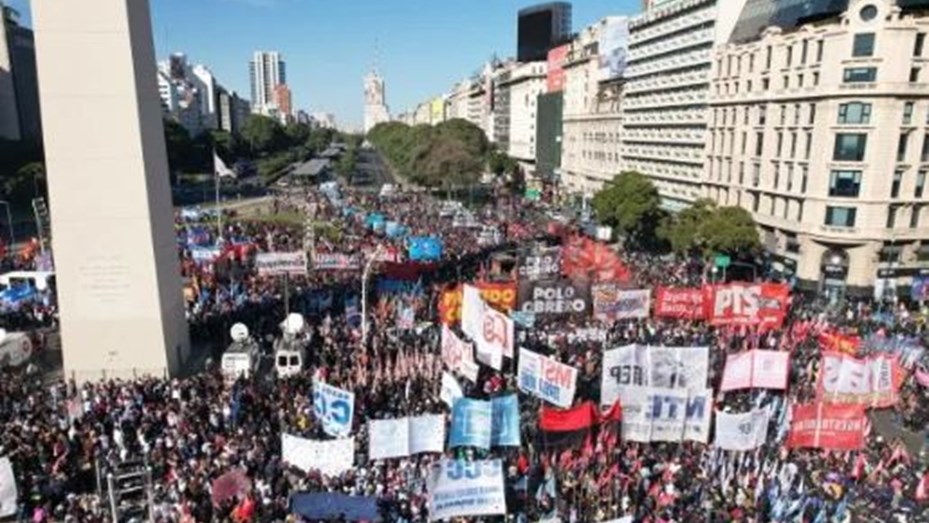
[517,247,562,281]
[517,278,591,317]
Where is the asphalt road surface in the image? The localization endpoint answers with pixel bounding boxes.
[352,148,398,192]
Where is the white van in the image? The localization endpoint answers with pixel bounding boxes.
[0,271,54,292]
[274,313,308,379]
[0,331,33,368]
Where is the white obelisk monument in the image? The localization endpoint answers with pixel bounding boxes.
[32,0,190,381]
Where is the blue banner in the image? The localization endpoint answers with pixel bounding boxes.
[449,398,492,449]
[510,311,536,329]
[491,395,521,447]
[385,221,408,238]
[0,284,36,307]
[185,226,212,247]
[291,492,380,522]
[376,278,424,296]
[408,236,443,261]
[366,213,386,232]
[313,381,355,437]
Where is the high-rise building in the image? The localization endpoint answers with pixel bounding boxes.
[273,84,293,121]
[517,2,573,62]
[250,51,285,114]
[190,64,218,128]
[217,87,249,135]
[363,69,390,133]
[504,61,547,173]
[706,0,929,299]
[0,4,41,142]
[621,0,748,212]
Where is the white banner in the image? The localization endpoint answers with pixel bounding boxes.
[517,348,578,408]
[600,344,709,407]
[441,372,464,408]
[313,380,355,438]
[714,408,770,451]
[313,252,361,270]
[368,415,446,460]
[281,434,355,477]
[461,284,483,342]
[255,252,307,276]
[619,387,713,443]
[820,353,898,406]
[461,285,513,368]
[428,460,506,521]
[441,325,479,382]
[593,286,651,321]
[0,457,16,518]
[720,350,790,391]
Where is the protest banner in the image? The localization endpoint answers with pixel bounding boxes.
[517,348,578,408]
[818,331,861,356]
[368,415,445,460]
[654,287,705,319]
[719,350,790,391]
[313,253,361,270]
[255,252,307,276]
[449,399,493,449]
[190,246,221,264]
[461,285,484,342]
[440,372,464,408]
[440,326,479,382]
[818,353,902,408]
[408,236,443,261]
[787,403,866,451]
[592,285,650,321]
[714,408,770,451]
[600,344,709,407]
[517,247,562,281]
[313,380,355,437]
[291,493,379,522]
[281,434,355,477]
[438,283,517,325]
[461,285,513,366]
[490,395,521,447]
[427,460,506,521]
[703,283,790,328]
[0,457,15,518]
[620,387,713,443]
[517,279,591,317]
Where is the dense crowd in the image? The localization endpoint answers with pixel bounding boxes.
[1,183,929,523]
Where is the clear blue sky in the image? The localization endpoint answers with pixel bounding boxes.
[8,0,638,130]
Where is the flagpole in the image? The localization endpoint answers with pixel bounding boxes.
[214,149,223,242]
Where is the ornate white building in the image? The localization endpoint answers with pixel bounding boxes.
[363,69,390,133]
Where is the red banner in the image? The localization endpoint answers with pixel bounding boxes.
[787,403,866,451]
[818,331,861,356]
[562,235,631,283]
[654,287,705,319]
[438,282,518,325]
[703,283,790,328]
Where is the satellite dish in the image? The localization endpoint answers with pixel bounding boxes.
[230,323,249,342]
[283,313,305,335]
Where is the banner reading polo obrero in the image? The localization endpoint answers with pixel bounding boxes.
[787,403,866,451]
[703,283,790,329]
[441,326,479,382]
[719,350,791,392]
[817,352,903,408]
[255,251,307,276]
[517,246,562,281]
[654,287,705,320]
[600,344,709,407]
[517,278,591,317]
[427,460,506,521]
[313,253,361,270]
[517,348,578,408]
[593,285,650,321]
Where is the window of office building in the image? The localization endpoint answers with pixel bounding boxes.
[892,170,903,198]
[825,206,857,227]
[816,40,824,62]
[790,133,798,158]
[801,39,809,64]
[794,104,801,126]
[911,204,923,228]
[904,101,915,125]
[897,133,909,162]
[921,134,929,162]
[801,165,809,193]
[844,67,877,83]
[829,170,862,197]
[917,170,926,198]
[833,133,868,161]
[852,33,875,57]
[916,32,926,57]
[838,102,871,124]
[887,204,900,228]
[805,132,813,159]
[912,67,921,83]
[752,163,761,187]
[786,45,793,66]
[756,133,765,156]
[776,133,783,157]
[759,106,766,125]
[809,104,816,125]
[765,45,772,69]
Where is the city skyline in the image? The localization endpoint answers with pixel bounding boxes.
[5,0,636,130]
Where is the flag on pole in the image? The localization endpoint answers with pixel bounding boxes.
[214,151,237,178]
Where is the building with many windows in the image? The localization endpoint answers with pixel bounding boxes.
[707,0,929,299]
[504,61,547,172]
[517,2,573,62]
[623,0,748,212]
[250,51,285,115]
[0,4,41,142]
[363,68,391,133]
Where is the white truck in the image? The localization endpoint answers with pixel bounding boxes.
[0,330,33,368]
[274,313,309,379]
[221,323,260,382]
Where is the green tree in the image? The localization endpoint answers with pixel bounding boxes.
[240,114,284,155]
[2,161,44,206]
[591,171,662,242]
[284,122,311,148]
[307,128,336,155]
[488,149,517,177]
[657,198,715,253]
[208,130,237,159]
[658,199,760,255]
[163,119,193,174]
[415,135,482,188]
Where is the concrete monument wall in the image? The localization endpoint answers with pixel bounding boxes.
[32,0,189,381]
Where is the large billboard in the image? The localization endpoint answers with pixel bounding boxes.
[546,44,570,93]
[599,17,629,81]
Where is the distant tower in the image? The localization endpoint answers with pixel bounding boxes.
[363,44,390,134]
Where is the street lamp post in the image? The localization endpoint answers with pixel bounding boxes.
[0,200,15,245]
[361,244,386,345]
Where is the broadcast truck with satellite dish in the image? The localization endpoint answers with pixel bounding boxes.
[0,328,33,368]
[221,323,260,382]
[274,313,309,378]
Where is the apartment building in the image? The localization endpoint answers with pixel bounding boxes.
[623,0,747,212]
[503,61,547,172]
[707,0,929,299]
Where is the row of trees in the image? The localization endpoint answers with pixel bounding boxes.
[367,119,492,188]
[592,171,760,255]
